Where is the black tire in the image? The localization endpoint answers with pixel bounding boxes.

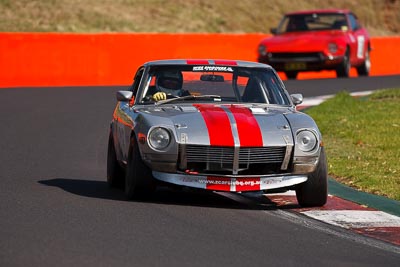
[336,48,350,78]
[285,71,298,80]
[107,131,125,188]
[295,147,328,207]
[125,135,156,199]
[356,49,371,76]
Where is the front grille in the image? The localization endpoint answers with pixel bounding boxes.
[269,52,324,62]
[186,146,235,164]
[180,145,287,175]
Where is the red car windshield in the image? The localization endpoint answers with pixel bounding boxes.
[277,13,348,33]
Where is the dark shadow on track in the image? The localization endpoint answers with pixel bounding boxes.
[39,178,276,210]
[39,178,126,201]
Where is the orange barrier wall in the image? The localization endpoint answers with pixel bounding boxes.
[0,33,399,87]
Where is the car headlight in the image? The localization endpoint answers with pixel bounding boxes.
[296,130,318,152]
[328,43,338,53]
[148,127,171,150]
[258,44,267,56]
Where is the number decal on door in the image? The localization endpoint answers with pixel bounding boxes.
[357,36,365,59]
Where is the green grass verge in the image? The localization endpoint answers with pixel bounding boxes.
[305,89,400,201]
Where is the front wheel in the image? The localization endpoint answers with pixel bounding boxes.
[336,48,350,78]
[356,49,371,76]
[125,135,156,199]
[107,131,125,188]
[295,147,328,207]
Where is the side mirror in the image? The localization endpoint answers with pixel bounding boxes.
[290,94,303,105]
[117,90,134,102]
[270,28,278,35]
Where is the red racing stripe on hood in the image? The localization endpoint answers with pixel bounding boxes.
[228,105,263,147]
[193,104,234,146]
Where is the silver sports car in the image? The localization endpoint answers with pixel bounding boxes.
[108,59,327,207]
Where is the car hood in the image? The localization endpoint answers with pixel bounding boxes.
[136,103,300,147]
[260,31,345,52]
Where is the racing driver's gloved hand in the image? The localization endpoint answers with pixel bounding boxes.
[152,92,167,101]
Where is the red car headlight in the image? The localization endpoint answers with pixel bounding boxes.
[328,43,338,53]
[258,44,267,56]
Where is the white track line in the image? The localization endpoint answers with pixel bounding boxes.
[299,90,374,108]
[301,210,400,229]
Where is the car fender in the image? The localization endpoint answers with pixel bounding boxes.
[284,112,322,158]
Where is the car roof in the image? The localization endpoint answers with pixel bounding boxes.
[286,9,351,16]
[144,59,273,69]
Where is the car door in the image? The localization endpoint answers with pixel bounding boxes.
[347,13,368,64]
[116,67,145,162]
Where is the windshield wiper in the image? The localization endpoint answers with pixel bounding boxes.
[155,95,222,105]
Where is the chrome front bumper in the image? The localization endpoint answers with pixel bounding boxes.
[152,171,308,192]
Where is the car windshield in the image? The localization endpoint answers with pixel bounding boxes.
[139,65,291,106]
[277,13,348,33]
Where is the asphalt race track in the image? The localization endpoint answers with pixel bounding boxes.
[1,75,400,266]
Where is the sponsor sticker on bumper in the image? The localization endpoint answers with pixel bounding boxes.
[153,172,307,192]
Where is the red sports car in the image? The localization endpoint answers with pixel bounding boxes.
[257,9,371,79]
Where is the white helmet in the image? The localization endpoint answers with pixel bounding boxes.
[156,70,184,97]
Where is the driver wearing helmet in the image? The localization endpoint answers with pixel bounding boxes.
[151,70,190,101]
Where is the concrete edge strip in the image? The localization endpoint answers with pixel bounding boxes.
[328,178,400,217]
